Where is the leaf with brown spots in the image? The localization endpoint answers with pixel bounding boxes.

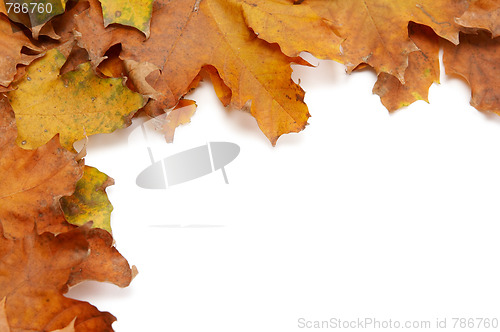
[0,223,116,332]
[240,0,342,60]
[456,0,500,38]
[75,0,310,145]
[0,15,42,88]
[1,0,69,39]
[0,98,82,239]
[61,166,114,233]
[7,48,144,150]
[299,0,467,82]
[0,97,134,323]
[443,31,500,113]
[373,23,440,111]
[98,0,154,37]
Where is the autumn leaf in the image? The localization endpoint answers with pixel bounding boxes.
[456,0,500,38]
[0,98,82,239]
[1,0,69,39]
[0,298,77,332]
[61,166,114,233]
[75,0,310,145]
[155,99,197,143]
[0,15,42,87]
[73,0,134,69]
[67,227,137,288]
[51,0,90,42]
[0,96,134,314]
[60,45,90,75]
[443,31,500,112]
[0,223,116,332]
[240,0,342,60]
[98,50,127,78]
[99,0,153,37]
[1,301,79,332]
[373,23,440,111]
[300,0,467,82]
[7,48,144,150]
[202,65,232,106]
[0,1,31,31]
[1,0,500,327]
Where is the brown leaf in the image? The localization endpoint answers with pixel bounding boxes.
[202,65,232,106]
[0,98,82,239]
[122,59,161,99]
[0,15,42,87]
[68,228,136,288]
[75,0,310,145]
[60,45,90,76]
[373,23,440,111]
[51,1,90,42]
[0,223,116,332]
[7,48,144,150]
[0,97,134,289]
[456,0,500,38]
[0,0,70,40]
[74,0,133,69]
[443,31,500,112]
[302,0,467,82]
[98,53,127,78]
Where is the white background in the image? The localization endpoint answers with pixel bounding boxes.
[68,51,500,331]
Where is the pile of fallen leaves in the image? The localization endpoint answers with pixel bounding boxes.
[0,0,498,330]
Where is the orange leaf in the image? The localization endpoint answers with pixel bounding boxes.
[456,0,500,38]
[443,31,500,112]
[0,98,82,239]
[373,23,440,111]
[302,0,467,82]
[0,15,42,87]
[75,0,310,145]
[0,224,116,332]
[0,96,134,307]
[241,0,342,60]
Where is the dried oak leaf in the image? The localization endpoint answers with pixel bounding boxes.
[98,54,127,78]
[98,0,154,37]
[0,97,134,288]
[67,227,137,288]
[0,0,68,39]
[456,0,500,38]
[443,31,500,112]
[240,0,342,60]
[61,166,114,234]
[0,298,78,332]
[0,15,42,87]
[7,48,144,150]
[51,0,90,42]
[300,0,468,82]
[0,98,82,239]
[373,23,440,111]
[75,0,310,145]
[0,223,116,331]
